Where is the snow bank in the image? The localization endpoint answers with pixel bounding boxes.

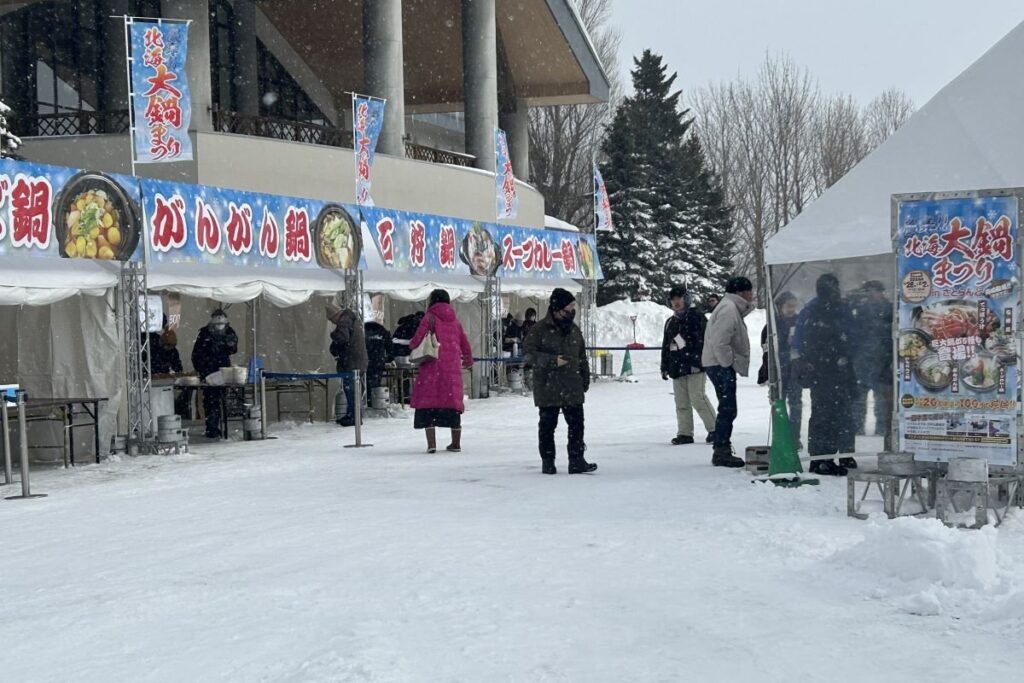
[828,517,1022,618]
[594,299,766,355]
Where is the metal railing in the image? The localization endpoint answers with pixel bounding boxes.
[213,109,352,148]
[404,140,475,167]
[15,110,130,137]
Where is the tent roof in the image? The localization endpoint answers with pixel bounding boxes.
[0,256,119,306]
[764,21,1024,266]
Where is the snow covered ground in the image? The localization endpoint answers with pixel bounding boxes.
[1,305,1023,682]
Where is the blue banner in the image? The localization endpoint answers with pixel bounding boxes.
[130,20,193,163]
[141,178,366,271]
[896,195,1020,465]
[363,206,602,281]
[594,165,613,232]
[352,94,385,207]
[494,128,518,220]
[0,158,144,262]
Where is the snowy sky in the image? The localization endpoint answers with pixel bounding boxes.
[612,0,1024,107]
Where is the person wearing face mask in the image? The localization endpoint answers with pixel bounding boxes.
[524,288,596,475]
[191,309,239,438]
[519,307,538,391]
[661,284,716,445]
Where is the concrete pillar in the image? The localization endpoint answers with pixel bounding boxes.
[462,0,499,171]
[101,0,131,130]
[362,0,406,157]
[232,0,260,116]
[160,0,213,131]
[499,98,529,182]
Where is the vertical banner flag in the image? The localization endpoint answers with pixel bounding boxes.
[494,128,518,220]
[594,164,613,232]
[352,94,385,207]
[129,19,193,163]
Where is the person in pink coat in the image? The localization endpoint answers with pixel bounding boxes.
[409,289,475,453]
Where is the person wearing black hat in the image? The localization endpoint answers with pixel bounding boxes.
[701,276,755,467]
[524,288,596,474]
[327,303,369,427]
[661,284,716,445]
[191,309,239,438]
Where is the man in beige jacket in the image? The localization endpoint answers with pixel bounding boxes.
[702,276,755,467]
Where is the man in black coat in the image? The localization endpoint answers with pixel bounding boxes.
[392,311,425,358]
[661,285,717,445]
[524,288,596,475]
[191,309,238,438]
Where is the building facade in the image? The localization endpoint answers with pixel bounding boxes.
[0,0,609,227]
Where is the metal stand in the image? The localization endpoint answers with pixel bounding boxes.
[579,280,598,375]
[119,262,156,454]
[344,370,373,448]
[848,470,934,520]
[6,390,46,500]
[935,475,1023,528]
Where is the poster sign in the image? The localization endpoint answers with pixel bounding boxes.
[494,128,518,220]
[0,158,143,261]
[141,178,365,271]
[352,94,385,207]
[594,164,613,232]
[362,206,602,280]
[895,194,1020,465]
[129,19,193,163]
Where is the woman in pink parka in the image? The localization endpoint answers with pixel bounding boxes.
[409,289,475,453]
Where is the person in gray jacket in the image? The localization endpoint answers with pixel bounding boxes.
[702,276,756,467]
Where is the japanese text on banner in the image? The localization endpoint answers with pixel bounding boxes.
[352,94,385,207]
[494,128,518,220]
[129,20,193,163]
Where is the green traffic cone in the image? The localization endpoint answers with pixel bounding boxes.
[619,349,633,377]
[766,399,818,487]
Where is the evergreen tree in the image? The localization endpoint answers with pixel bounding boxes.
[0,99,21,159]
[597,51,733,305]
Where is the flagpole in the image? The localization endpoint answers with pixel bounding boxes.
[122,15,137,178]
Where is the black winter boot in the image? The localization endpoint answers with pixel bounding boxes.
[671,435,694,445]
[541,459,557,475]
[838,457,858,470]
[711,445,743,468]
[810,459,848,476]
[568,458,597,474]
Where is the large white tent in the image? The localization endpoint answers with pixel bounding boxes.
[765,20,1024,266]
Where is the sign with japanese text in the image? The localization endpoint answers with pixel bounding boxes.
[494,128,518,220]
[594,164,613,232]
[129,19,193,163]
[352,94,385,207]
[141,178,365,271]
[362,206,602,281]
[0,158,144,261]
[895,194,1021,466]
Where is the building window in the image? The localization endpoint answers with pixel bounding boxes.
[209,0,238,113]
[257,43,329,125]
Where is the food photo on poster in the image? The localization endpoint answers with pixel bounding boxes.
[895,194,1020,465]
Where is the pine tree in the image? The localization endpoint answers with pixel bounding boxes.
[0,99,21,159]
[597,51,732,305]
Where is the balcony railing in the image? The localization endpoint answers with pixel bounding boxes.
[12,109,477,169]
[15,110,130,137]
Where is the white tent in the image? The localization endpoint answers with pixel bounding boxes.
[765,21,1024,265]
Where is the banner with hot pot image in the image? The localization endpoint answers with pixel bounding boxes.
[0,158,145,262]
[895,194,1021,466]
[362,206,602,280]
[139,178,366,271]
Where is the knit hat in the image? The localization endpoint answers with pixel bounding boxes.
[549,288,576,312]
[325,303,343,322]
[725,277,753,294]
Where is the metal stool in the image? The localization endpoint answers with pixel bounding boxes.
[935,475,1023,528]
[847,470,935,520]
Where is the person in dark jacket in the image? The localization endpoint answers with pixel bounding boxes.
[501,313,522,354]
[520,307,538,391]
[850,280,893,443]
[661,284,716,445]
[392,311,425,358]
[328,304,369,427]
[793,274,858,476]
[524,288,596,475]
[191,309,239,438]
[364,319,394,390]
[151,328,183,375]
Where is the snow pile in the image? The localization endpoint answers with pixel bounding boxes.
[594,299,767,355]
[828,517,1021,617]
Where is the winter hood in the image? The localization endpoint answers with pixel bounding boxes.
[427,302,457,323]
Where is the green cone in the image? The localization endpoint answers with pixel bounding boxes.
[619,349,633,377]
[768,398,802,477]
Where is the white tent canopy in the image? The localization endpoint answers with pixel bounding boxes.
[765,21,1024,266]
[0,256,119,305]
